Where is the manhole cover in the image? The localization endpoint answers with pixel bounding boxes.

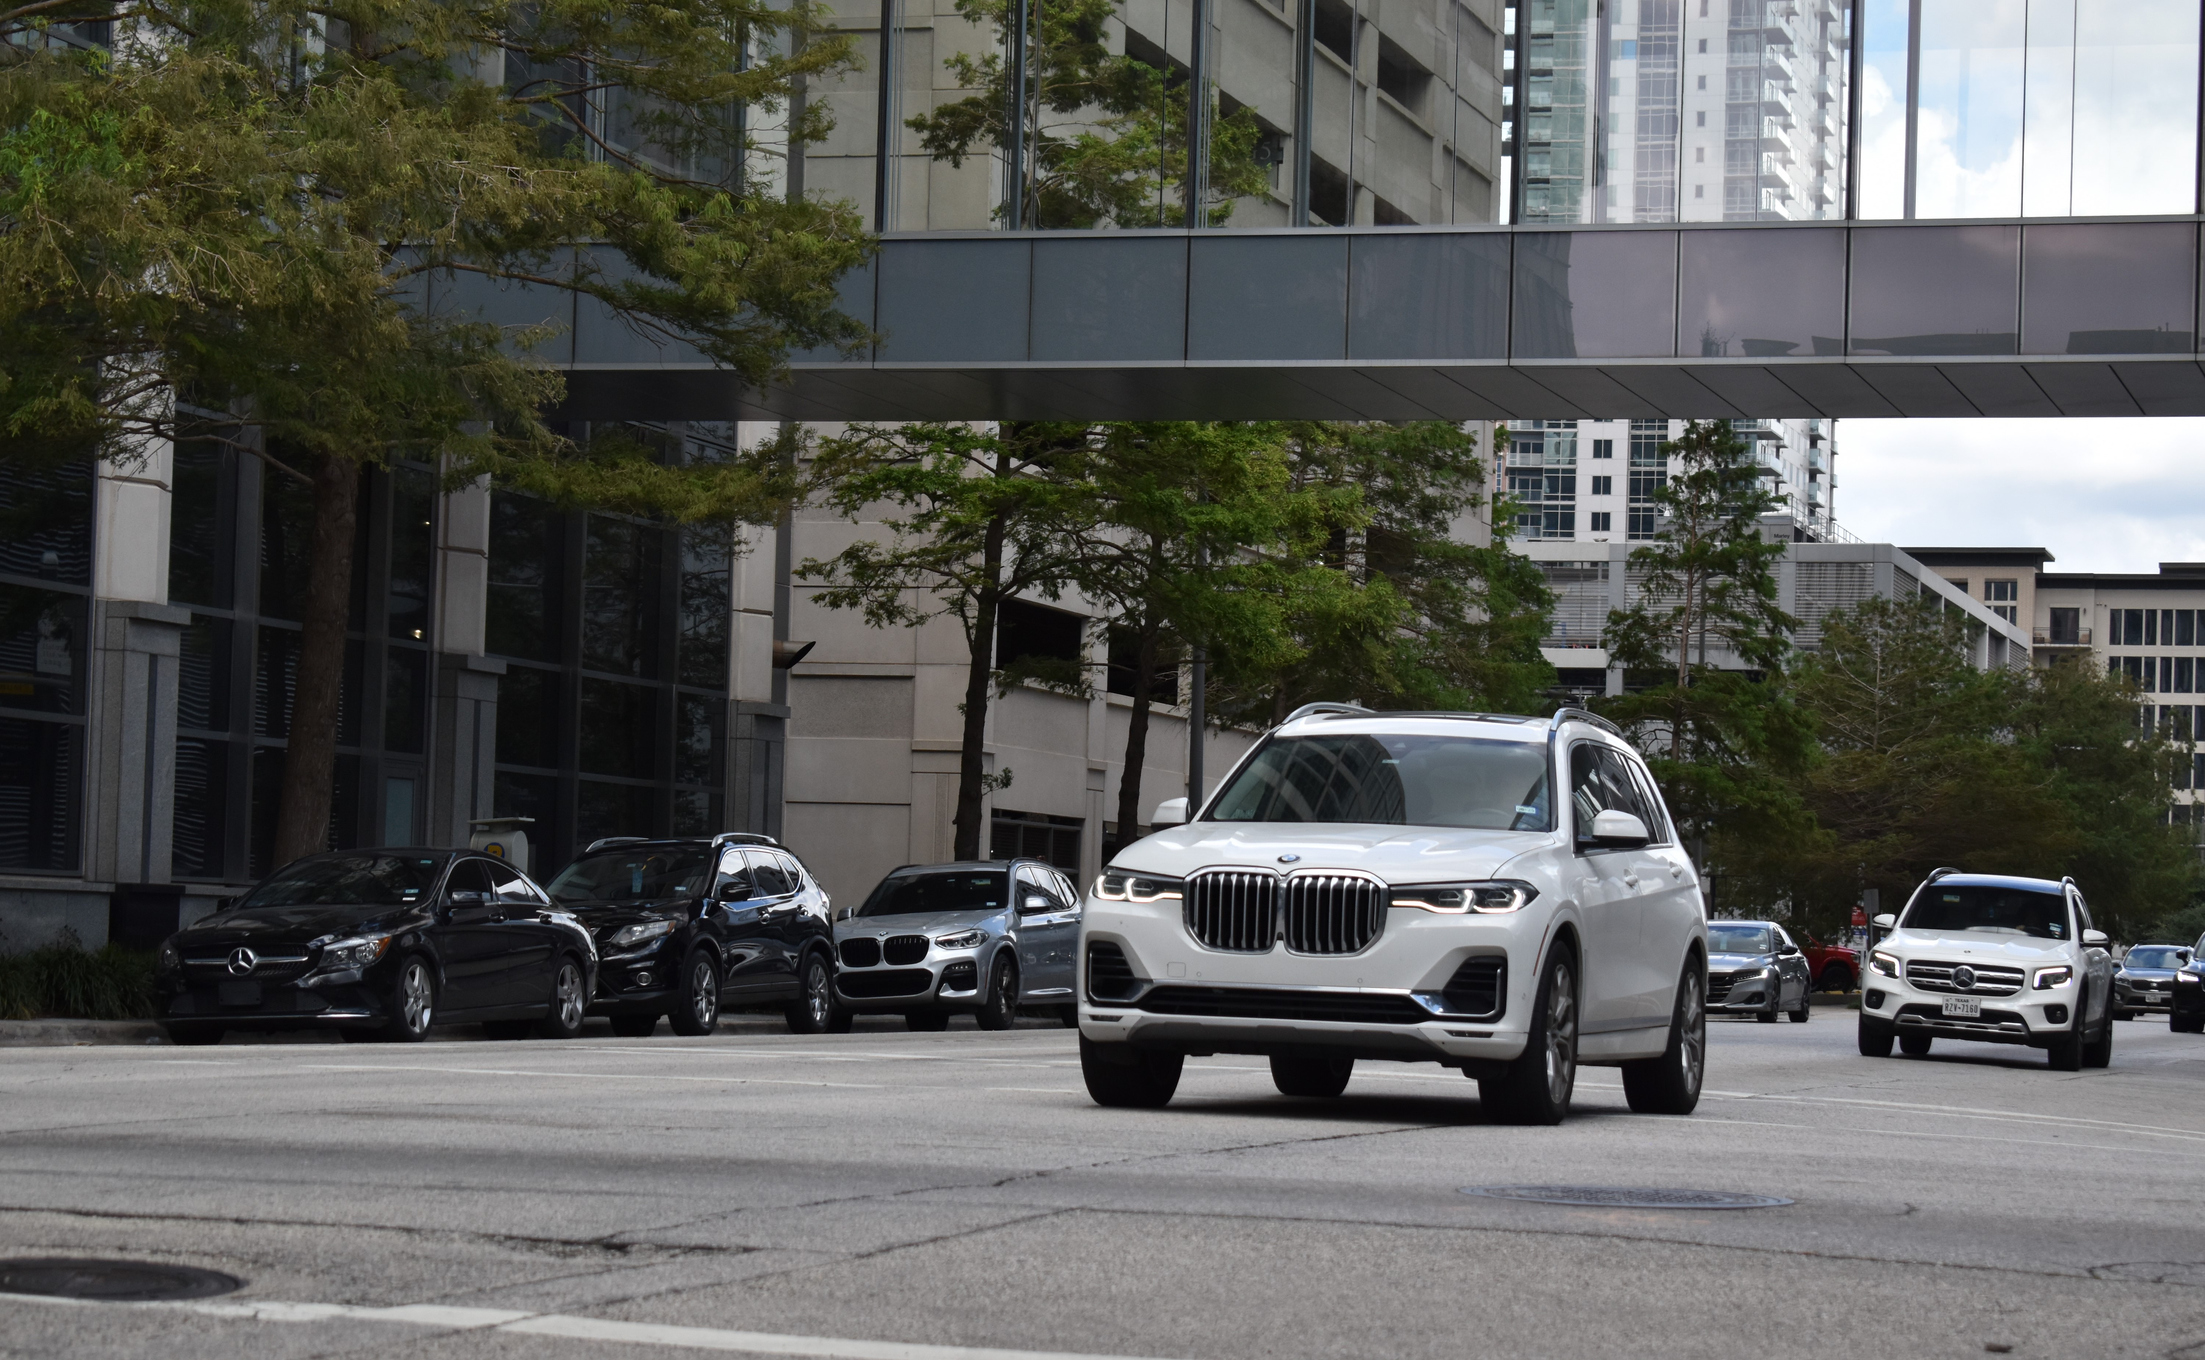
[1460,1185,1794,1210]
[0,1258,243,1302]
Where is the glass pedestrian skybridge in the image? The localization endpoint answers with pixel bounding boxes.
[532,217,2205,421]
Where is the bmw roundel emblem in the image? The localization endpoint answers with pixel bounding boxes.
[1277,854,1300,864]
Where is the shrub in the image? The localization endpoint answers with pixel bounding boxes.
[0,933,159,1020]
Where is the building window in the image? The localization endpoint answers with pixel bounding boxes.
[1589,475,1614,496]
[1591,439,1614,459]
[990,809,1081,875]
[1589,512,1613,533]
[1626,421,1667,540]
[2048,607,2080,645]
[1105,627,1179,704]
[996,598,1086,686]
[2179,610,2197,647]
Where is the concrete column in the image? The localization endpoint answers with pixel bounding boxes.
[728,522,787,835]
[436,476,492,657]
[84,601,190,889]
[428,652,504,849]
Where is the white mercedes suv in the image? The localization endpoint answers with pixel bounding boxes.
[1858,869,2114,1070]
[1078,705,1710,1124]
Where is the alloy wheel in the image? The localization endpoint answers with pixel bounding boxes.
[400,961,433,1034]
[690,959,716,1028]
[555,963,585,1031]
[1677,971,1705,1096]
[1545,963,1577,1105]
[806,960,832,1028]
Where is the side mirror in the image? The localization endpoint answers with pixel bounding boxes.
[2083,929,2109,948]
[1151,797,1188,830]
[1020,893,1053,914]
[720,885,751,903]
[447,890,489,909]
[1872,913,1896,929]
[1778,943,1801,957]
[1585,809,1650,847]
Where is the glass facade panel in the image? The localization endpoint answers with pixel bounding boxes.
[2022,222,2198,355]
[1676,225,1846,357]
[1848,224,2018,355]
[1186,234,1349,359]
[1914,0,2026,220]
[582,515,660,679]
[875,240,1032,363]
[0,717,78,873]
[2071,0,2201,215]
[488,492,562,663]
[0,461,91,587]
[1029,237,1189,361]
[387,466,433,642]
[1512,229,1677,358]
[1347,231,1510,359]
[580,678,657,779]
[171,737,231,878]
[678,527,732,692]
[169,439,236,610]
[0,587,83,716]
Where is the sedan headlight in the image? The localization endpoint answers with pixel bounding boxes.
[1095,872,1183,903]
[1390,881,1539,914]
[1868,949,1900,979]
[2032,965,2074,990]
[314,934,392,971]
[607,919,678,950]
[1730,966,1772,983]
[158,943,180,971]
[933,929,987,950]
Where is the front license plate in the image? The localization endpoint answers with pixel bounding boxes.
[217,980,262,1008]
[1942,996,1982,1018]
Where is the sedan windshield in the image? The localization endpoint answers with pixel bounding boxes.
[1903,885,2070,941]
[548,850,716,905]
[2124,946,2187,969]
[235,854,444,910]
[854,871,1006,918]
[1707,924,1775,954]
[1207,734,1552,831]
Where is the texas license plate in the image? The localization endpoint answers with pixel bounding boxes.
[1942,996,1982,1018]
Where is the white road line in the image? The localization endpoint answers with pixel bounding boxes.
[0,1291,1182,1360]
[297,1064,880,1089]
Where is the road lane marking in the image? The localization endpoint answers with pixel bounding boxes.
[0,1291,1183,1360]
[297,1064,880,1089]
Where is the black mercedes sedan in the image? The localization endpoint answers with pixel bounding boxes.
[156,849,595,1045]
[541,833,840,1037]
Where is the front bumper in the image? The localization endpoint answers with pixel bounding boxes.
[1708,972,1777,1014]
[589,944,682,1015]
[160,978,383,1030]
[1860,967,2077,1046]
[832,944,986,1012]
[2115,983,2173,1013]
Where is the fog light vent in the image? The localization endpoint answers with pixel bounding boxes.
[1864,989,1886,1009]
[2044,1004,2069,1024]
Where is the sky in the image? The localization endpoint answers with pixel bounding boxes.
[1834,418,2205,574]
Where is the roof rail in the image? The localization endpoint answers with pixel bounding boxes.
[711,831,783,849]
[1281,701,1375,724]
[1548,707,1625,738]
[583,836,650,854]
[1926,865,1964,881]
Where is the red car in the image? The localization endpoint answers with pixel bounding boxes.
[1799,934,1859,993]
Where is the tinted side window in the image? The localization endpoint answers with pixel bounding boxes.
[1051,870,1080,906]
[1570,744,1646,837]
[1621,757,1672,842]
[2072,893,2094,937]
[1594,749,1654,825]
[445,859,493,897]
[715,847,753,899]
[776,853,809,892]
[747,850,794,897]
[488,861,543,906]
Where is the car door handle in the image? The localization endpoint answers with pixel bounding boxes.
[1622,874,1640,888]
[1671,865,1685,879]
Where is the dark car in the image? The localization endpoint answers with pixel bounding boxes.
[1706,920,1813,1023]
[156,849,594,1046]
[543,833,840,1037]
[2115,944,2194,1020]
[831,860,1082,1030]
[2172,945,2205,1033]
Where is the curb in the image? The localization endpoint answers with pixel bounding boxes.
[0,1019,165,1046]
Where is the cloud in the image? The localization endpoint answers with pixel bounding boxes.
[1836,418,2205,573]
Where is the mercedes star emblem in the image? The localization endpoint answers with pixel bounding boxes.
[1952,965,1977,991]
[226,947,257,977]
[1277,854,1301,863]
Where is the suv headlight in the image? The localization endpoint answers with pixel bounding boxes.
[2032,965,2074,990]
[1868,949,1900,979]
[1095,872,1183,903]
[158,943,180,971]
[934,929,987,950]
[608,919,678,950]
[1390,881,1538,914]
[314,934,392,971]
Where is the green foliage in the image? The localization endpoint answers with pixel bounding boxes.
[2141,901,2205,947]
[0,937,157,1021]
[906,0,1269,226]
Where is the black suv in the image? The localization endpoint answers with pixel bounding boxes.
[156,849,595,1045]
[542,833,841,1036]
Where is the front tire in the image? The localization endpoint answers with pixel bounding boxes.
[536,957,587,1040]
[381,957,435,1043]
[1622,961,1704,1115]
[2173,1012,2205,1034]
[666,950,719,1037]
[610,1013,660,1038]
[1788,989,1811,1024]
[904,1010,951,1032]
[1858,1015,1894,1057]
[1080,1035,1183,1108]
[1899,1031,1932,1056]
[785,953,840,1034]
[2082,1004,2113,1069]
[1479,948,1577,1126]
[2114,1008,2134,1021]
[162,1025,223,1047]
[1270,1053,1353,1098]
[1818,963,1854,993]
[976,955,1019,1031]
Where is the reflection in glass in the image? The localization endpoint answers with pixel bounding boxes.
[1512,231,1676,358]
[679,526,732,691]
[2021,223,2198,355]
[172,737,230,878]
[168,439,234,609]
[0,586,81,716]
[1347,233,1509,359]
[1856,0,1910,219]
[676,692,722,787]
[0,716,78,872]
[582,515,660,679]
[1849,224,2018,355]
[2020,0,2075,217]
[2071,0,2199,216]
[495,664,560,769]
[385,646,426,755]
[387,467,433,642]
[487,492,561,663]
[580,677,656,778]
[578,779,660,847]
[1914,1,2025,220]
[177,616,232,732]
[1676,227,1846,358]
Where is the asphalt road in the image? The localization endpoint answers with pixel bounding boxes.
[3,1007,2203,1360]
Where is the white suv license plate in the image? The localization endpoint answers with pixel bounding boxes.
[1942,996,1983,1018]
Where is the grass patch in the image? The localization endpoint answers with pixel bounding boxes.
[0,934,159,1020]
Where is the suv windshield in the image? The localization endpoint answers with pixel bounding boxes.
[2124,946,2186,969]
[1207,734,1552,831]
[235,854,445,910]
[854,870,1006,918]
[1903,884,2071,941]
[1707,924,1775,954]
[548,849,716,905]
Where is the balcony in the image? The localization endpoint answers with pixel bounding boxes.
[2034,626,2092,648]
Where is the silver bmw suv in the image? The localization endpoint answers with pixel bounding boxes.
[1079,705,1710,1124]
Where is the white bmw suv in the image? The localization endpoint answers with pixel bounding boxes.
[1078,705,1710,1124]
[1858,869,2114,1070]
